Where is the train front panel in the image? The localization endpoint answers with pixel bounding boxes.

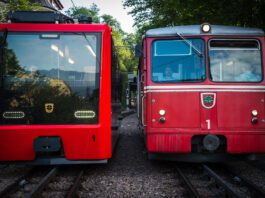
[139,25,265,161]
[0,22,113,164]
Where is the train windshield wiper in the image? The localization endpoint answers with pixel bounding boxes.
[176,32,203,57]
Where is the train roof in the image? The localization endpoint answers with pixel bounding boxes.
[145,25,265,37]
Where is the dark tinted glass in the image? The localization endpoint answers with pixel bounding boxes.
[0,32,101,125]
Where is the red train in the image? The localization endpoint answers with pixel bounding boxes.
[138,23,265,162]
[0,11,121,165]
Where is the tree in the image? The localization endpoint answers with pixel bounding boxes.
[65,4,138,73]
[101,14,123,33]
[0,0,41,22]
[123,0,265,33]
[101,14,137,72]
[65,3,100,23]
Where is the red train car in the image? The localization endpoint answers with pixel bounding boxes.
[0,11,121,165]
[138,23,265,162]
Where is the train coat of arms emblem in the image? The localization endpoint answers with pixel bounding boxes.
[45,103,54,113]
[200,93,216,109]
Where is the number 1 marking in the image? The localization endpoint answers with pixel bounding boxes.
[206,119,211,129]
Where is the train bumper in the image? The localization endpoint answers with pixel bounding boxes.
[0,157,108,165]
[146,132,265,154]
[0,126,112,162]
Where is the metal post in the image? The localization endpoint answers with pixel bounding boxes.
[126,87,129,110]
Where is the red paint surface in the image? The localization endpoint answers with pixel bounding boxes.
[0,23,112,161]
[140,35,265,155]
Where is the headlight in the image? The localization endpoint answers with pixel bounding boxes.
[251,110,258,116]
[201,23,211,33]
[159,109,166,116]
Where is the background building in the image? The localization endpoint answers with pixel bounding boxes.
[31,0,63,10]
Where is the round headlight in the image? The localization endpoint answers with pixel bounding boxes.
[201,23,211,33]
[159,109,166,116]
[252,110,258,116]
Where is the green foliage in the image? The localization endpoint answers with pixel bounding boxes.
[65,4,100,23]
[123,0,265,36]
[65,4,138,108]
[0,0,41,22]
[101,14,123,33]
[65,4,138,73]
[7,0,40,11]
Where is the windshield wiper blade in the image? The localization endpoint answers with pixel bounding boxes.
[176,32,203,57]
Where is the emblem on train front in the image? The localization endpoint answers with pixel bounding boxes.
[201,93,216,109]
[45,103,54,113]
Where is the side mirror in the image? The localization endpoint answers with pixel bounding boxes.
[134,44,142,57]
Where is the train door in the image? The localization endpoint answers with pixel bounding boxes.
[138,41,147,131]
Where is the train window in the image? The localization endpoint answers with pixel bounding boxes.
[151,39,205,82]
[0,32,101,125]
[209,39,262,82]
[154,40,191,56]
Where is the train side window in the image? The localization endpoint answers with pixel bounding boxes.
[209,39,262,82]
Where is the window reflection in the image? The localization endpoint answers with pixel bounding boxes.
[151,39,205,82]
[0,32,101,125]
[209,40,262,82]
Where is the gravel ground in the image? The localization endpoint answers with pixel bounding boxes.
[78,113,184,197]
[1,113,265,198]
[226,161,265,192]
[0,165,31,192]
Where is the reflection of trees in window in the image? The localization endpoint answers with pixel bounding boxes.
[4,46,24,75]
[1,45,99,125]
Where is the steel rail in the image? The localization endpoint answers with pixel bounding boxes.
[66,169,84,198]
[202,164,241,198]
[226,166,265,198]
[0,168,35,197]
[26,166,58,198]
[176,166,201,198]
[248,161,265,173]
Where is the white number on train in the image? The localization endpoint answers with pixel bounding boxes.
[206,119,211,129]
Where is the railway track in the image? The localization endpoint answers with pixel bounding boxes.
[0,166,85,198]
[66,168,84,198]
[176,163,265,198]
[225,164,265,198]
[248,161,265,172]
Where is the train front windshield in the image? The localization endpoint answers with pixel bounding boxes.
[151,39,205,82]
[0,32,101,125]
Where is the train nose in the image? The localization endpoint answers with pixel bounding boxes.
[203,134,220,152]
